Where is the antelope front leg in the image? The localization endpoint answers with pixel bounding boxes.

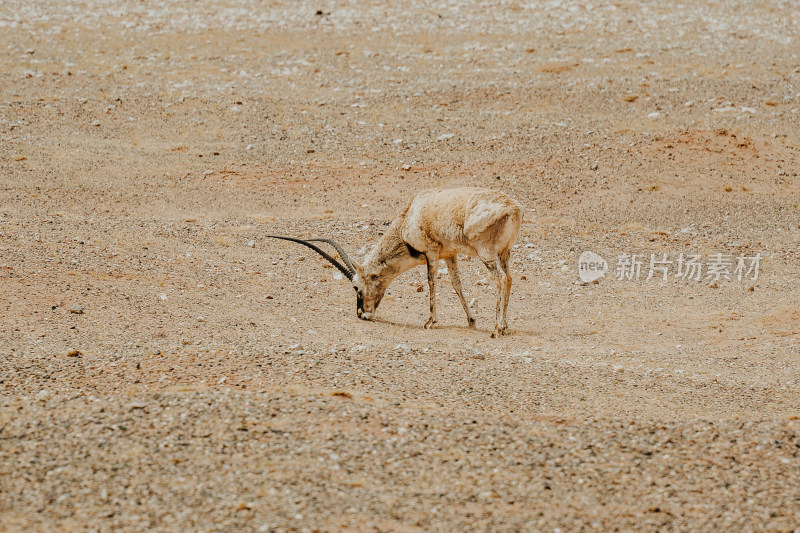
[423,252,439,329]
[444,256,476,329]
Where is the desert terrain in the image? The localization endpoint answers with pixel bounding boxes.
[1,0,800,530]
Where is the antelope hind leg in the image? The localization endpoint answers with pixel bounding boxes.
[498,250,512,334]
[423,252,439,329]
[480,254,509,338]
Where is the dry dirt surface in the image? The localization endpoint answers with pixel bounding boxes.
[2,1,800,531]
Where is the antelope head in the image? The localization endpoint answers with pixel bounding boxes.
[266,236,383,321]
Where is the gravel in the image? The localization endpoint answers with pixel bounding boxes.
[2,0,800,530]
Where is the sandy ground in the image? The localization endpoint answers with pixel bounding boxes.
[2,0,800,531]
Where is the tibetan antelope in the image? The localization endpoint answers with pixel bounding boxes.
[268,187,523,337]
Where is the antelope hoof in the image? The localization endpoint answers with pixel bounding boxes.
[467,317,477,329]
[424,318,437,329]
[491,326,507,338]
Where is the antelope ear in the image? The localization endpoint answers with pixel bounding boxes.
[352,262,364,283]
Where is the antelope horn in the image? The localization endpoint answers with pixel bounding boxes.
[305,238,356,275]
[266,235,354,281]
